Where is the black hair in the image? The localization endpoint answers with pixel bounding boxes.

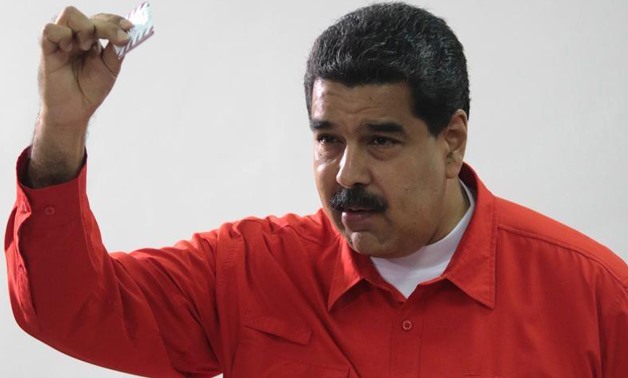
[304,2,470,136]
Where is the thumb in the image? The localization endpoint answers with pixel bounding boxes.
[101,38,126,77]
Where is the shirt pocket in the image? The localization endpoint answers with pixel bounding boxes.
[243,314,312,345]
[232,315,350,378]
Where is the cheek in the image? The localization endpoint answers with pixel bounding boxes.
[313,147,337,170]
[397,185,425,215]
[384,163,441,216]
[313,157,337,199]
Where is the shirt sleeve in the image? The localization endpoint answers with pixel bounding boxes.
[4,147,223,377]
[602,276,628,377]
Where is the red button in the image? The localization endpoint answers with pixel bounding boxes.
[401,320,413,331]
[44,206,55,215]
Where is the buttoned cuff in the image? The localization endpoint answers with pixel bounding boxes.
[14,146,88,224]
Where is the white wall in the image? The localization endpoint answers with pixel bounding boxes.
[1,0,626,376]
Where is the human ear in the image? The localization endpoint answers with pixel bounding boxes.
[442,109,468,179]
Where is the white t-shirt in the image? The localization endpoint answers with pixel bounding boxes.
[370,181,475,298]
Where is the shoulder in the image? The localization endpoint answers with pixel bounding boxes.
[494,197,628,291]
[210,211,342,290]
[214,209,340,249]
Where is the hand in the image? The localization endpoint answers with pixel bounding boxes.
[28,7,132,187]
[39,6,132,129]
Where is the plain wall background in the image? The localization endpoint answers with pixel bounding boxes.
[1,0,627,376]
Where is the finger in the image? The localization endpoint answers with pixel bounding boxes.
[55,6,95,51]
[87,40,103,57]
[41,23,74,55]
[91,17,131,47]
[93,13,134,32]
[100,39,125,76]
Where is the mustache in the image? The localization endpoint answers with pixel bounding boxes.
[330,186,387,213]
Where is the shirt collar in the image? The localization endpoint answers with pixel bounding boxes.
[327,238,374,311]
[327,163,497,311]
[443,164,497,309]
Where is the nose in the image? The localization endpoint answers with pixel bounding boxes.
[336,146,370,188]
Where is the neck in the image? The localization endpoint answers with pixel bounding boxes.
[428,178,470,245]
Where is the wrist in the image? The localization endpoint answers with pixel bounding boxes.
[27,116,87,188]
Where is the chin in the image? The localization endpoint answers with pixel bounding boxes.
[345,231,389,257]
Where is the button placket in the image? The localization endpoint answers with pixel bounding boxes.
[390,300,424,376]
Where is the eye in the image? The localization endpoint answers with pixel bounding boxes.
[317,134,341,144]
[370,136,398,147]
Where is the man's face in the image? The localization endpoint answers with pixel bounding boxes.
[311,79,463,258]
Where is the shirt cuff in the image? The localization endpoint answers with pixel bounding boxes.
[14,146,88,224]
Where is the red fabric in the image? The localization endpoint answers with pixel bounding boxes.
[5,148,628,377]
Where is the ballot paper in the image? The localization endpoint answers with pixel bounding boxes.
[115,1,155,59]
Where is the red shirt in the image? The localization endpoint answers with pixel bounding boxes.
[6,149,628,377]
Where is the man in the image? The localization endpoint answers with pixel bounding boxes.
[5,2,627,377]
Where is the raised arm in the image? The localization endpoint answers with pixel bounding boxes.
[28,6,130,187]
[6,6,223,377]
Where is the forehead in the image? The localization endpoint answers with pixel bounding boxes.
[311,79,415,122]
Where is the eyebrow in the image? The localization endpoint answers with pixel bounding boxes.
[309,119,332,131]
[365,122,405,134]
[309,119,406,134]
